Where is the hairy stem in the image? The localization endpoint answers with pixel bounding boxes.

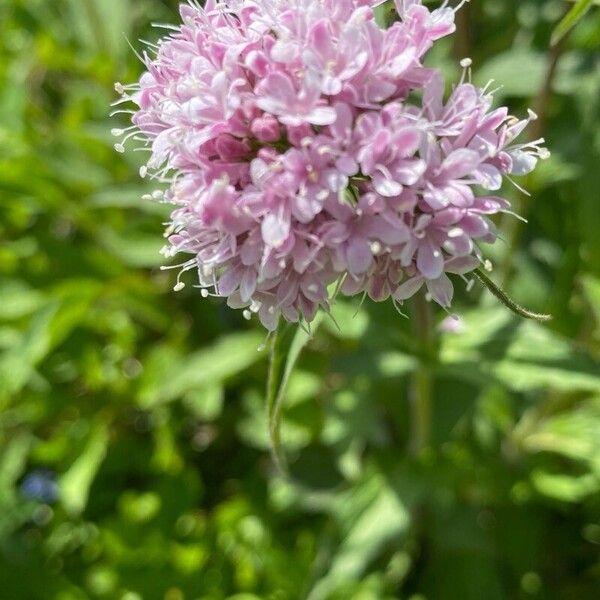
[474,269,552,321]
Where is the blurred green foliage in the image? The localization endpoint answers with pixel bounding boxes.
[1,0,600,598]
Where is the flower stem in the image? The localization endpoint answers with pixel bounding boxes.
[409,291,435,456]
[266,324,287,474]
[473,268,552,322]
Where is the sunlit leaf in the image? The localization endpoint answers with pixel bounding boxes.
[308,469,410,599]
[139,331,265,407]
[60,422,109,516]
[476,50,546,98]
[532,470,600,502]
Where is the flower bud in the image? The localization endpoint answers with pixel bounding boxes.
[251,115,281,143]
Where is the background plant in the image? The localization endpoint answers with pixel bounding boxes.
[1,1,599,599]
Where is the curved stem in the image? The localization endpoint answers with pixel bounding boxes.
[409,291,435,456]
[474,269,552,322]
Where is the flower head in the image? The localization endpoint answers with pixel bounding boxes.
[114,0,548,330]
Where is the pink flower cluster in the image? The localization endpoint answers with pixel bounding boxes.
[114,0,549,330]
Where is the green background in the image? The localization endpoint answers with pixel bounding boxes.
[1,0,600,598]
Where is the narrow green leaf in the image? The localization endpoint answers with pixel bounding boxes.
[0,433,33,490]
[552,0,594,46]
[60,423,109,517]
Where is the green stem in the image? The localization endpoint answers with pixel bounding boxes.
[409,291,435,456]
[474,269,552,322]
[266,325,287,474]
[453,0,472,62]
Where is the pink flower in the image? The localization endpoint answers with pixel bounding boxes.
[256,72,337,127]
[114,0,549,330]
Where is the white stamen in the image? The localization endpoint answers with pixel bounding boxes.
[370,241,382,255]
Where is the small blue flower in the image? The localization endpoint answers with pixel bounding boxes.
[20,470,59,504]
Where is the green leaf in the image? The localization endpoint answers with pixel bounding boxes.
[531,470,600,502]
[476,50,546,98]
[520,399,600,463]
[441,308,600,394]
[0,433,32,491]
[60,422,109,517]
[183,385,224,421]
[0,282,101,403]
[97,228,165,268]
[0,433,35,539]
[0,280,45,320]
[552,0,595,46]
[308,469,410,600]
[139,331,265,407]
[492,322,600,393]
